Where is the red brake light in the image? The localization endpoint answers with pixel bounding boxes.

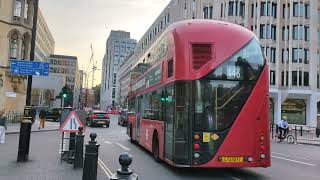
[91,114,98,118]
[193,143,200,151]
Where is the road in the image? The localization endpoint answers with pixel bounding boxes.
[87,115,320,180]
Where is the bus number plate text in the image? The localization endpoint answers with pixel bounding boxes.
[221,157,244,163]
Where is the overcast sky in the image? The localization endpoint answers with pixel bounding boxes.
[39,0,171,87]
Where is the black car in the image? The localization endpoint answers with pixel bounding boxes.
[86,110,110,127]
[118,109,127,126]
[46,107,73,122]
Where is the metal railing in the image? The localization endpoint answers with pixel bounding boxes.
[6,111,24,123]
[270,124,320,143]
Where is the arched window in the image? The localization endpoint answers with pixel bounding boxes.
[24,0,29,19]
[21,33,30,59]
[14,0,22,17]
[9,32,19,59]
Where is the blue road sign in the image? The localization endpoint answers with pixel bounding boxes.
[10,59,50,76]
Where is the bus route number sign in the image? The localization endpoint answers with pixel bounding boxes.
[203,132,211,143]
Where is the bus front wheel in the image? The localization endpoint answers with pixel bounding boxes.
[152,133,160,162]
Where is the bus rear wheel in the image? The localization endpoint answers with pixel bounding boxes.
[152,134,160,162]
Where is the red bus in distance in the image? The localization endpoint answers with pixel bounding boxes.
[127,19,270,168]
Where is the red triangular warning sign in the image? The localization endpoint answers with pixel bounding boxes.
[60,111,85,132]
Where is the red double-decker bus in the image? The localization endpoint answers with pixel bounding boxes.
[127,20,270,168]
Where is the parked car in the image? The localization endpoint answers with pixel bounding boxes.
[46,107,73,122]
[87,110,110,127]
[118,109,128,126]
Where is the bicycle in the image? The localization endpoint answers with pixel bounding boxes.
[277,128,295,144]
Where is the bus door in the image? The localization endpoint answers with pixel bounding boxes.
[136,95,143,141]
[164,85,174,161]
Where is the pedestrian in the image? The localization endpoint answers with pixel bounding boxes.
[31,105,36,124]
[39,108,46,129]
[0,109,7,144]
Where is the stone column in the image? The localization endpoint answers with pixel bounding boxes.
[306,93,317,127]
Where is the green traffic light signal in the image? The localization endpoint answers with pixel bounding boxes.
[63,94,67,98]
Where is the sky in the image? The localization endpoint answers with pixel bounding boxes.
[39,0,171,87]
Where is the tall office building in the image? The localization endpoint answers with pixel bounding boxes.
[100,31,136,110]
[118,0,320,127]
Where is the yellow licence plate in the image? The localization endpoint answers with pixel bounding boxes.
[221,157,244,163]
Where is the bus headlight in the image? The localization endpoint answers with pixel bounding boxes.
[260,154,266,159]
[247,156,253,162]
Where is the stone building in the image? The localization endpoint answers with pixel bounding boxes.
[0,0,35,112]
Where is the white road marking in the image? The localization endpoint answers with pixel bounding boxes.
[272,155,317,166]
[103,140,131,151]
[114,142,131,151]
[229,176,241,180]
[272,152,311,161]
[104,141,112,144]
[98,158,112,177]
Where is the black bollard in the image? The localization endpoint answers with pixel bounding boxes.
[110,153,138,180]
[82,133,100,180]
[74,127,84,168]
[17,106,33,162]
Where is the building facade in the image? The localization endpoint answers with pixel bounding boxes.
[49,54,80,107]
[30,8,55,106]
[0,0,35,112]
[118,0,320,127]
[100,30,136,110]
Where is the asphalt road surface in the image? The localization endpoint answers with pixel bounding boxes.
[87,115,320,180]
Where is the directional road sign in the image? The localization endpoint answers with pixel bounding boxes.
[60,111,85,132]
[10,59,50,76]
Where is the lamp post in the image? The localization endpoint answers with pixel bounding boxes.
[17,0,39,162]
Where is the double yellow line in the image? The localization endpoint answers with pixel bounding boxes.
[98,158,113,178]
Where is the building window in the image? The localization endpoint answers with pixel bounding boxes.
[281,99,306,125]
[209,6,213,19]
[265,47,270,61]
[251,4,254,18]
[14,0,22,17]
[239,2,245,17]
[292,71,298,85]
[270,48,276,63]
[266,2,271,16]
[271,2,277,18]
[221,3,223,17]
[293,2,304,17]
[266,24,270,39]
[304,49,309,64]
[304,26,310,41]
[281,71,289,86]
[282,26,289,41]
[228,1,234,16]
[235,1,238,16]
[9,32,19,59]
[318,74,320,88]
[305,4,310,19]
[293,25,304,40]
[260,2,266,16]
[304,72,309,86]
[24,0,29,19]
[282,48,289,63]
[112,88,116,98]
[270,70,276,85]
[203,6,208,19]
[260,24,266,39]
[271,25,276,40]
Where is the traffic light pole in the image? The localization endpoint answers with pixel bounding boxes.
[17,0,39,162]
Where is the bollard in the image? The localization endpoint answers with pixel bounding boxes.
[300,126,303,136]
[74,127,84,168]
[17,106,33,162]
[82,133,100,180]
[110,153,138,180]
[295,126,298,141]
[271,124,274,139]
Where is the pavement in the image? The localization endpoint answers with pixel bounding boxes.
[0,130,107,180]
[6,119,60,134]
[90,115,320,180]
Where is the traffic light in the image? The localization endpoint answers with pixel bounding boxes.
[62,86,68,99]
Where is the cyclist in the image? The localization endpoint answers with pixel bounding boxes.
[278,116,289,141]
